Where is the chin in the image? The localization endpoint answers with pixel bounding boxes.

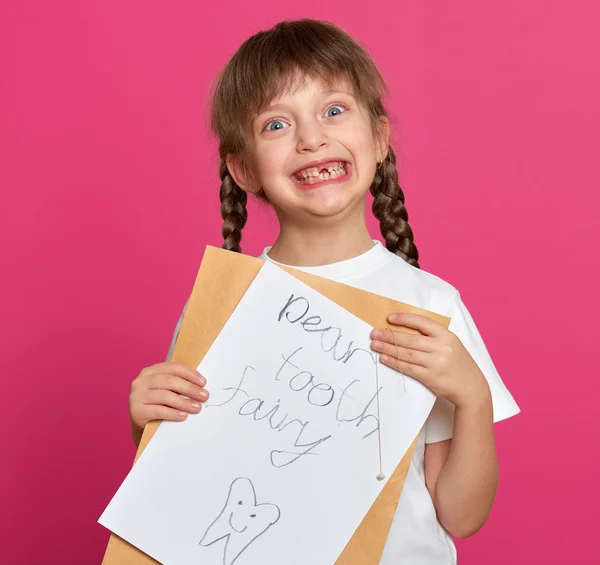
[307,194,365,220]
[270,181,368,221]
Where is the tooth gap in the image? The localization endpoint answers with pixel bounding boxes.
[293,162,348,183]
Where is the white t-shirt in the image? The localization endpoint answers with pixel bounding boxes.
[166,240,520,564]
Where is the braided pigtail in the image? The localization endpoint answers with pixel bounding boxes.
[370,146,420,269]
[219,158,248,253]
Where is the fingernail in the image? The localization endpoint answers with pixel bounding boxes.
[371,329,382,338]
[179,411,188,419]
[191,403,201,410]
[197,375,206,385]
[198,390,209,401]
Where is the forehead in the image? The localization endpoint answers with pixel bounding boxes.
[261,74,356,111]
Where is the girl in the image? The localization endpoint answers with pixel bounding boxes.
[129,19,520,564]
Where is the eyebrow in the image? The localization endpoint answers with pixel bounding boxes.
[322,87,352,96]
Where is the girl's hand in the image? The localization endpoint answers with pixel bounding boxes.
[129,362,210,433]
[370,313,491,409]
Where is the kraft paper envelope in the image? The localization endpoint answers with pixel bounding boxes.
[102,245,450,565]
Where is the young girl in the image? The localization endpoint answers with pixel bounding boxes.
[129,18,520,564]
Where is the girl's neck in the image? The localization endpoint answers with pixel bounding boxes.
[266,219,375,267]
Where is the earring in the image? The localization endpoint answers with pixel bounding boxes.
[377,160,384,170]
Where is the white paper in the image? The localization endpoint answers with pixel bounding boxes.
[99,262,436,565]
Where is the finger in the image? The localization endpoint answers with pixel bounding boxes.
[147,373,209,402]
[387,313,444,337]
[371,338,429,367]
[144,362,206,386]
[145,405,191,423]
[379,353,428,383]
[370,327,433,352]
[144,389,204,414]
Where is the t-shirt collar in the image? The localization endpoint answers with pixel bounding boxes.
[257,239,390,280]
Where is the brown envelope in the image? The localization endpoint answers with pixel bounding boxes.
[102,246,450,565]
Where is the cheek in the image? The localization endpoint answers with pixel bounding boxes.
[342,122,377,158]
[256,147,289,179]
[359,129,378,157]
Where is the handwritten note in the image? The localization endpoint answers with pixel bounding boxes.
[99,262,436,565]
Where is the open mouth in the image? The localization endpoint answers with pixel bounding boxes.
[291,161,350,186]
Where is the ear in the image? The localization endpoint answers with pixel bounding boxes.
[226,154,258,194]
[375,116,390,162]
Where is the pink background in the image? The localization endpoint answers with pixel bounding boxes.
[1,1,598,563]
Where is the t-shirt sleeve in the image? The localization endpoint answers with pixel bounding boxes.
[165,299,189,362]
[424,292,520,444]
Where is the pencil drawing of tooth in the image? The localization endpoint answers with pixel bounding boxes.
[199,477,281,565]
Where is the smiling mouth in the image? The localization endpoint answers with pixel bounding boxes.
[228,512,247,534]
[291,162,350,187]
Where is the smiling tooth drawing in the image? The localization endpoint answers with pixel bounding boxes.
[199,477,281,565]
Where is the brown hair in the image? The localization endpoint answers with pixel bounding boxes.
[209,18,420,268]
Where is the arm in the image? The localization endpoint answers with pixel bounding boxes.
[129,307,189,447]
[371,312,500,538]
[425,388,497,538]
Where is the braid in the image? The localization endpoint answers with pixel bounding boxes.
[370,146,420,269]
[219,158,248,253]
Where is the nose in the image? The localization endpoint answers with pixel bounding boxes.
[296,117,328,153]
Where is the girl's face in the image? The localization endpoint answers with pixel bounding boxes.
[227,74,388,230]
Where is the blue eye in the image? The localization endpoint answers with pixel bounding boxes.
[265,120,287,131]
[264,105,345,131]
[326,105,346,117]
